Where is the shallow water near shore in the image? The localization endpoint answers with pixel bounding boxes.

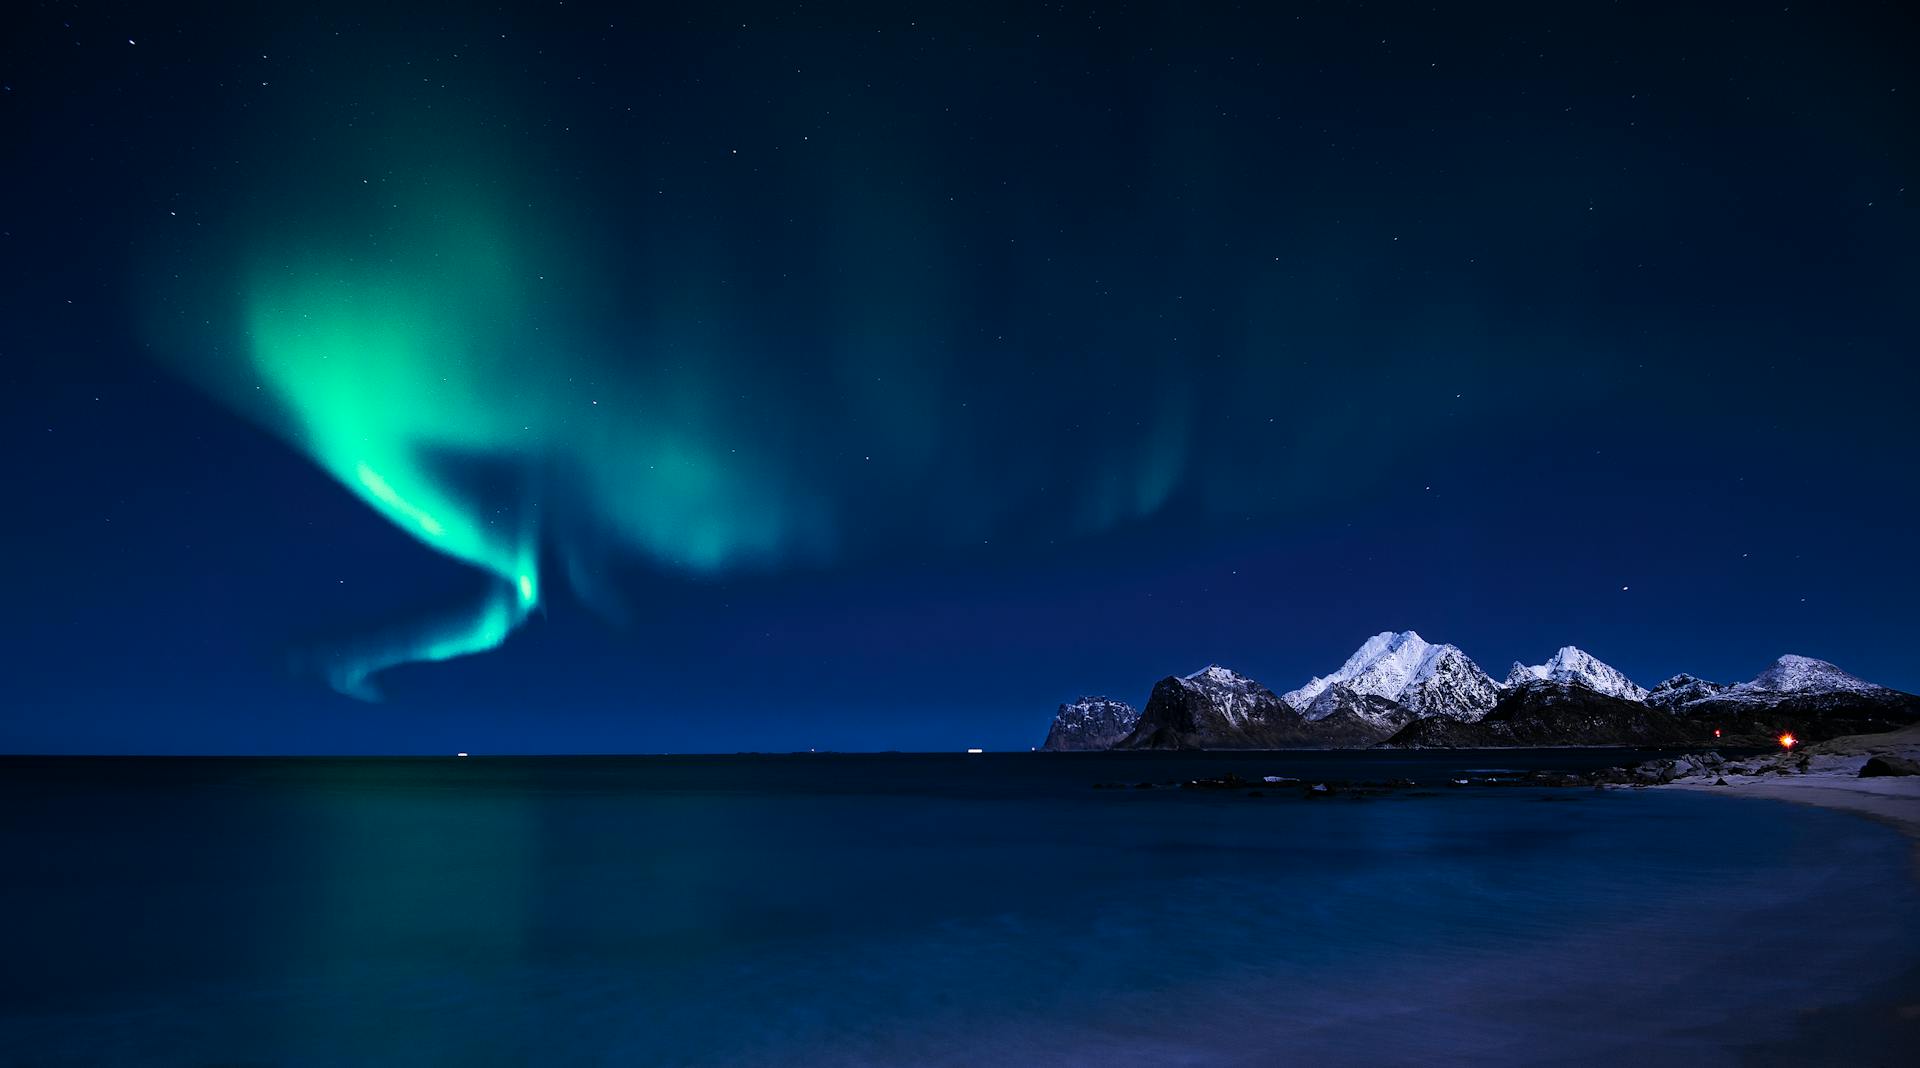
[3,752,1915,1066]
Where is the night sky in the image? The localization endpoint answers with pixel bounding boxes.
[4,3,1915,754]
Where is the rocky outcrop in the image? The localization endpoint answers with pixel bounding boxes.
[1042,696,1140,751]
[1859,755,1920,777]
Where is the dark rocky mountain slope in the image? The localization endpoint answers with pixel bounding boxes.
[1383,681,1698,748]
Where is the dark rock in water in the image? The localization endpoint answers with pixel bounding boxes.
[1042,696,1141,751]
[1183,773,1255,790]
[1860,755,1920,778]
[1383,680,1697,748]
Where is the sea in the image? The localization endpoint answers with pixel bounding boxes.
[1,751,1915,1066]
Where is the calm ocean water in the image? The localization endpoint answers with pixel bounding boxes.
[1,752,1915,1066]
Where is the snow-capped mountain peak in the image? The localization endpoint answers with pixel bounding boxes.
[1653,654,1911,718]
[1639,657,1898,713]
[1184,664,1250,687]
[1506,646,1648,702]
[1283,631,1428,708]
[1173,665,1280,728]
[1505,661,1547,687]
[1745,655,1881,695]
[1284,630,1498,721]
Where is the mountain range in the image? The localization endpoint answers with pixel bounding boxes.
[1041,631,1919,751]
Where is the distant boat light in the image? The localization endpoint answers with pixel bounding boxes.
[966,748,984,754]
[1777,733,1797,750]
[456,752,469,758]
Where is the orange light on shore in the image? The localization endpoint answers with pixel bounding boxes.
[1778,733,1798,749]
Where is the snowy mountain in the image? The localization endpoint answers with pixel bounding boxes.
[1303,684,1417,731]
[1663,656,1901,710]
[1504,646,1648,703]
[1655,655,1920,741]
[1041,696,1140,751]
[1046,641,1918,751]
[1177,665,1284,728]
[1116,666,1304,749]
[1644,674,1732,711]
[1745,655,1888,697]
[1107,665,1411,749]
[1284,631,1499,722]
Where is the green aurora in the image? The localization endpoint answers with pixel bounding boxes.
[194,185,836,695]
[140,49,1483,701]
[151,127,1187,697]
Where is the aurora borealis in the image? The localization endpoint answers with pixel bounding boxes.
[231,198,544,695]
[6,4,1919,753]
[162,100,1199,695]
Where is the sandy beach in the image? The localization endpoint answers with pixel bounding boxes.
[1665,723,1920,840]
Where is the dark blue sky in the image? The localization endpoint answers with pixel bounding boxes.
[3,3,1916,753]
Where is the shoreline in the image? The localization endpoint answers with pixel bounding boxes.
[1660,724,1920,860]
[1660,726,1920,1063]
[1669,776,1920,839]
